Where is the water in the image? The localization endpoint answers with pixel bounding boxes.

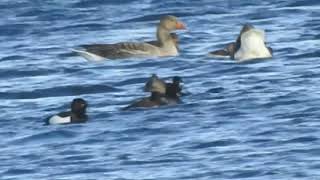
[1,0,320,179]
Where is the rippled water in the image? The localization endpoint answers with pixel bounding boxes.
[1,0,320,179]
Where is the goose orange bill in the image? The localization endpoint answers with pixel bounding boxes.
[176,22,186,29]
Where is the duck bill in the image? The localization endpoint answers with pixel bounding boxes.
[176,22,186,30]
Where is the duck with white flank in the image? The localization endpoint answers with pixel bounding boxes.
[210,24,272,61]
[46,98,88,125]
[73,16,185,61]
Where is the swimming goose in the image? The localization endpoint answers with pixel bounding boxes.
[210,24,272,61]
[73,15,185,61]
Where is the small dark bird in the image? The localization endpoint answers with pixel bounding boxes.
[124,75,183,110]
[46,98,88,125]
[164,76,183,104]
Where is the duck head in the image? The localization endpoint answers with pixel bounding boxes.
[71,98,87,116]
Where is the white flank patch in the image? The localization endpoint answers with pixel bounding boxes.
[49,115,71,125]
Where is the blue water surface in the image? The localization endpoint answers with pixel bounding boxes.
[1,0,320,179]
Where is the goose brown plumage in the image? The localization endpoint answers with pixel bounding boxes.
[73,15,185,61]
